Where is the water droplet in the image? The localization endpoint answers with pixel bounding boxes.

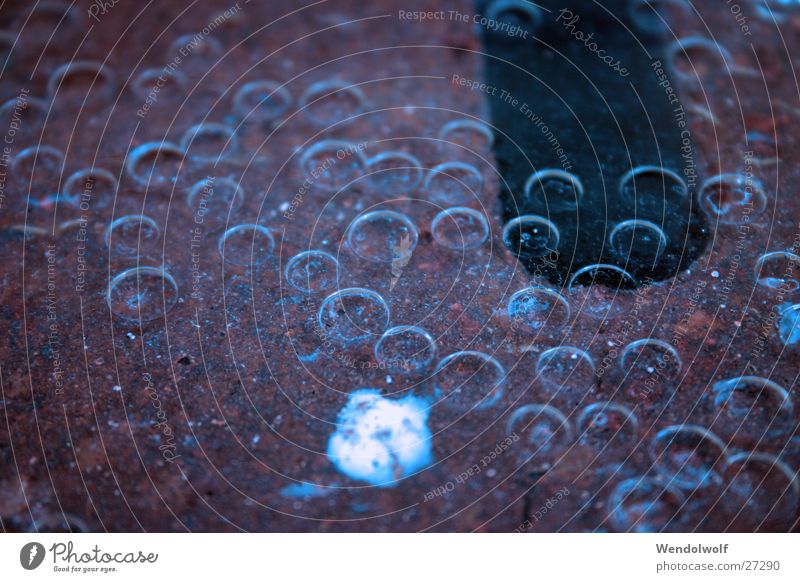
[666,36,732,83]
[104,214,160,258]
[507,286,570,331]
[425,161,483,205]
[722,451,800,531]
[347,210,418,263]
[524,168,583,211]
[485,0,543,37]
[47,60,115,103]
[610,219,668,267]
[700,173,767,224]
[218,224,275,268]
[754,251,800,293]
[299,79,367,127]
[439,119,493,153]
[503,214,560,259]
[433,351,505,410]
[365,151,423,196]
[577,402,639,460]
[188,176,245,222]
[107,266,179,322]
[536,346,595,392]
[778,303,800,346]
[650,424,728,489]
[12,145,64,193]
[567,264,638,319]
[506,404,572,472]
[608,477,685,532]
[619,165,688,203]
[64,167,118,210]
[710,376,794,444]
[234,80,292,122]
[126,141,185,187]
[318,288,390,345]
[620,338,681,399]
[298,139,366,192]
[180,122,237,163]
[431,207,490,250]
[131,67,187,101]
[284,250,339,294]
[374,325,437,374]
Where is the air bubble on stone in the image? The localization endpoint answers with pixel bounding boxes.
[180,122,238,163]
[567,264,638,319]
[777,303,800,346]
[318,287,390,345]
[234,80,292,123]
[524,168,583,211]
[431,207,489,250]
[506,403,572,472]
[29,512,90,533]
[131,67,187,100]
[347,210,418,263]
[47,60,116,102]
[620,338,682,389]
[503,214,560,259]
[721,451,800,531]
[608,477,685,532]
[327,389,432,486]
[629,0,691,37]
[710,376,794,443]
[650,424,728,489]
[700,173,766,224]
[104,214,160,258]
[218,224,275,268]
[507,286,570,331]
[374,325,437,374]
[64,167,118,210]
[299,79,367,127]
[126,141,185,187]
[485,0,543,37]
[364,151,423,196]
[298,139,366,192]
[187,176,245,221]
[425,161,483,205]
[536,346,595,392]
[433,351,505,411]
[438,119,494,153]
[284,250,339,294]
[610,219,668,267]
[619,165,688,203]
[0,96,48,135]
[12,145,64,192]
[666,36,732,83]
[168,33,222,61]
[577,402,640,460]
[754,251,800,293]
[107,266,179,322]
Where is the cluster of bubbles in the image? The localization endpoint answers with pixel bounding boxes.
[2,0,798,533]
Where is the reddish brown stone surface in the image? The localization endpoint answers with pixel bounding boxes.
[0,0,798,532]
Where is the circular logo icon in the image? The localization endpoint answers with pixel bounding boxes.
[20,542,46,570]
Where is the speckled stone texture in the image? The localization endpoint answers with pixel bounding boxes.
[0,0,798,532]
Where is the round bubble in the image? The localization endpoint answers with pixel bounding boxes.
[431,207,490,250]
[318,288,390,345]
[433,351,505,410]
[374,325,437,374]
[107,266,179,322]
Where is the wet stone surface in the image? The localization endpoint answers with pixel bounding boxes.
[0,0,798,533]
